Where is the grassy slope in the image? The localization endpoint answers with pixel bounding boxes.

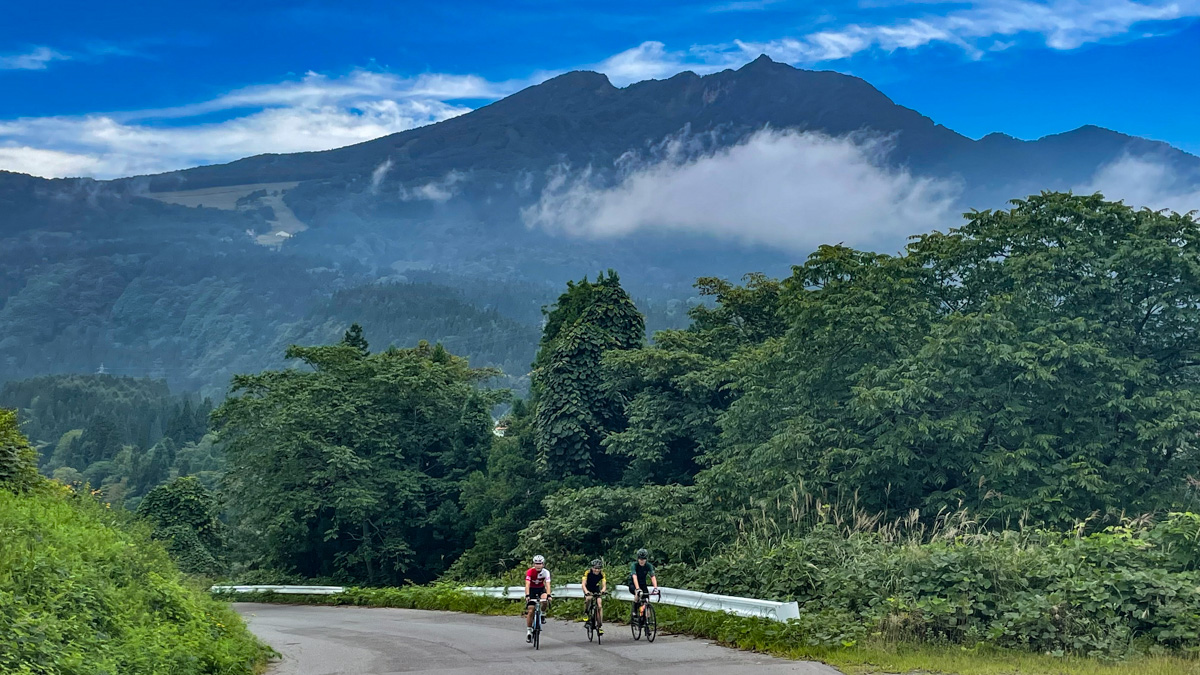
[1,485,270,675]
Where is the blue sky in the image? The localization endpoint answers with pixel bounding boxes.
[1,0,1198,178]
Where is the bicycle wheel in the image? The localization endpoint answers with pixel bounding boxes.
[585,602,595,642]
[631,605,643,641]
[595,602,603,645]
[533,608,542,650]
[645,603,657,642]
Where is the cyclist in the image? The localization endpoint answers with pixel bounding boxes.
[524,554,551,642]
[581,558,607,635]
[629,548,658,622]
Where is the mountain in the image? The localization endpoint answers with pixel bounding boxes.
[2,56,1198,395]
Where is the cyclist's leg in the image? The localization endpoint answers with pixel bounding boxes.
[595,596,603,628]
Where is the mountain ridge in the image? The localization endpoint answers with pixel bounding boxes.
[3,55,1197,195]
[3,55,1199,395]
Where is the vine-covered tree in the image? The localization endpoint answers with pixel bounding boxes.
[532,271,644,480]
[138,476,224,575]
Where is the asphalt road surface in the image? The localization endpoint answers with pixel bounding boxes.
[235,603,842,675]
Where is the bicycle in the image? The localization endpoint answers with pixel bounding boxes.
[630,588,659,642]
[526,594,551,650]
[583,592,607,644]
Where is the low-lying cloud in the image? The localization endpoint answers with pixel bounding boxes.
[399,171,465,202]
[1079,155,1200,214]
[369,158,394,193]
[523,129,959,252]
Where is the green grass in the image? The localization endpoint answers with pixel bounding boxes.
[826,643,1200,675]
[1,485,272,675]
[217,584,1200,674]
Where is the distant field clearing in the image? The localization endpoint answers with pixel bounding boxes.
[147,182,305,246]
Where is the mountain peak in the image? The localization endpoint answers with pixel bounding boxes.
[540,69,614,91]
[737,54,788,75]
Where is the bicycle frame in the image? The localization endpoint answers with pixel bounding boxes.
[527,594,549,649]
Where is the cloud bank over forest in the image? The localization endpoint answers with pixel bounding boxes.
[523,129,960,252]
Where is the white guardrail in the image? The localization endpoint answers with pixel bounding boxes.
[211,583,800,622]
[211,585,345,595]
[463,583,801,622]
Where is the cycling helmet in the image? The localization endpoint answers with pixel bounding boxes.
[590,559,603,568]
[532,554,545,564]
[636,548,649,559]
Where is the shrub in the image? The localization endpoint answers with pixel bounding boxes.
[0,409,40,492]
[676,517,1200,657]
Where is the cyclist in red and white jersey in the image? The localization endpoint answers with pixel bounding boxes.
[524,554,551,642]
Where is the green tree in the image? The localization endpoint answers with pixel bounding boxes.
[532,271,644,479]
[451,400,551,577]
[0,409,39,492]
[603,274,785,484]
[138,475,224,575]
[710,194,1200,525]
[215,340,501,584]
[75,414,123,467]
[341,322,371,356]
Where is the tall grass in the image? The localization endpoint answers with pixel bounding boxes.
[0,485,270,674]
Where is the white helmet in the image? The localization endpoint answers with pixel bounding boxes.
[532,554,545,564]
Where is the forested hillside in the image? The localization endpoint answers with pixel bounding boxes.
[0,375,217,508]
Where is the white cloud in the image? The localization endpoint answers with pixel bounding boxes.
[369,158,394,193]
[594,42,750,86]
[1079,155,1200,213]
[4,0,1195,179]
[399,171,466,202]
[523,129,958,252]
[592,0,1200,83]
[0,146,102,176]
[0,46,70,70]
[0,70,497,178]
[139,70,510,121]
[740,0,1200,62]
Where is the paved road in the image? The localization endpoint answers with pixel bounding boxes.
[235,603,841,675]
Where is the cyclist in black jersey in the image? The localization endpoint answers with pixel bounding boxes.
[582,559,607,635]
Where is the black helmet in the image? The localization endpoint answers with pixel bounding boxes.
[636,548,649,559]
[590,559,603,568]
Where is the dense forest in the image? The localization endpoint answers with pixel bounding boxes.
[8,192,1200,661]
[0,375,218,509]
